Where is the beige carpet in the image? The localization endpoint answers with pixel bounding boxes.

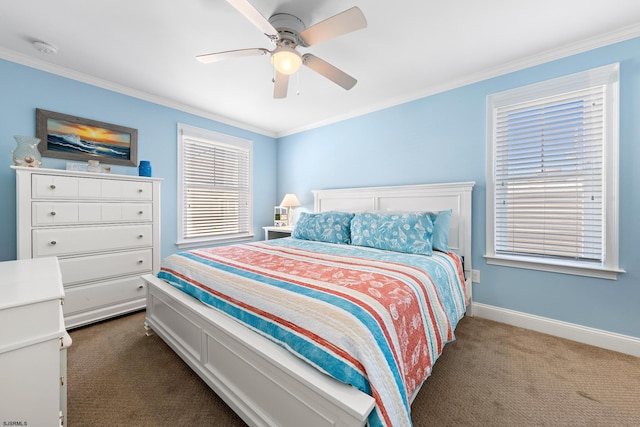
[67,311,640,426]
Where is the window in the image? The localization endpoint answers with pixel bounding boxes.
[486,64,623,279]
[177,124,253,247]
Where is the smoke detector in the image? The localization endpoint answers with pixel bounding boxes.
[32,41,58,54]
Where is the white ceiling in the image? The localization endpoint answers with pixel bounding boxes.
[1,1,640,137]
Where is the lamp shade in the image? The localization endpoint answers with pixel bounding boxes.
[271,46,302,75]
[279,193,301,207]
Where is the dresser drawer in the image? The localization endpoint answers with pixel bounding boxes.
[32,202,153,226]
[32,174,153,201]
[63,275,147,315]
[58,249,152,285]
[0,299,62,352]
[32,224,152,257]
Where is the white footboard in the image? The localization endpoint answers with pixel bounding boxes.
[142,274,375,427]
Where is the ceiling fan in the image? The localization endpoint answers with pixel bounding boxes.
[197,0,367,99]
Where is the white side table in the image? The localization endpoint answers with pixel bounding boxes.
[0,257,69,426]
[263,225,294,240]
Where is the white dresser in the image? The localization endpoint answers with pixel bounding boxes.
[13,166,161,328]
[0,257,70,426]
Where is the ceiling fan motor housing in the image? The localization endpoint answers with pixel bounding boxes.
[268,13,306,47]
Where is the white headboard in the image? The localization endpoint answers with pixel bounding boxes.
[313,182,475,305]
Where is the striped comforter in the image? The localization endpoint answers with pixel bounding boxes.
[158,238,467,427]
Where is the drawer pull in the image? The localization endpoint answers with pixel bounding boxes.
[137,259,144,264]
[138,210,144,214]
[138,189,143,193]
[138,285,144,290]
[50,211,56,216]
[50,240,57,246]
[50,184,56,189]
[138,234,144,238]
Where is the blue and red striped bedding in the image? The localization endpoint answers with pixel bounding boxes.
[158,237,467,427]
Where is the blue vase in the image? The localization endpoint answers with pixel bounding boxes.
[138,160,152,177]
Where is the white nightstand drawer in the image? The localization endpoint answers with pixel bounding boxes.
[32,202,153,226]
[0,299,62,351]
[63,275,146,315]
[263,226,294,240]
[32,224,152,257]
[58,249,153,285]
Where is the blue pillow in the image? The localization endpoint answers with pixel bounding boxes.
[292,211,354,244]
[350,212,434,255]
[429,209,452,253]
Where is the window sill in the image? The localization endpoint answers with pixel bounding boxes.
[484,254,625,280]
[177,233,254,249]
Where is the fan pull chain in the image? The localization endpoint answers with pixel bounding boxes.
[296,71,300,96]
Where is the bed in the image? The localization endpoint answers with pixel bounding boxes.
[142,181,474,427]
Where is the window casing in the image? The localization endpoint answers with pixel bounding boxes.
[486,64,623,279]
[177,124,253,248]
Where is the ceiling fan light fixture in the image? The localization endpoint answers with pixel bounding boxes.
[271,46,302,75]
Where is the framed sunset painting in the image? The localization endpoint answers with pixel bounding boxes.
[36,109,138,166]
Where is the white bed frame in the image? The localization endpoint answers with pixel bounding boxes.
[143,181,474,427]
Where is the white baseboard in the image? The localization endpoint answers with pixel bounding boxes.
[471,302,640,358]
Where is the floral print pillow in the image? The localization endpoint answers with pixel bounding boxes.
[351,212,434,255]
[292,211,354,244]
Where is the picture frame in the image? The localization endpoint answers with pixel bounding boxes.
[36,108,138,167]
[274,206,288,227]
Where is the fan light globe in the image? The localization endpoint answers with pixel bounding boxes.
[271,46,302,75]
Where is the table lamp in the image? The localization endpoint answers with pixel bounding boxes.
[279,193,301,226]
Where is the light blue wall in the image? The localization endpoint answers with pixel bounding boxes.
[277,37,640,339]
[0,59,278,262]
[2,37,637,340]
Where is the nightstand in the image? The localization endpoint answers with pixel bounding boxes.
[263,225,294,240]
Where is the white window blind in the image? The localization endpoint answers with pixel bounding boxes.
[486,63,622,279]
[178,124,252,246]
[495,87,604,262]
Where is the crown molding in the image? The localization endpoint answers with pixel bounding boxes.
[3,21,639,140]
[277,23,640,137]
[0,47,276,139]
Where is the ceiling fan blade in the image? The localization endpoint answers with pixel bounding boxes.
[196,48,269,64]
[302,54,357,90]
[226,0,278,38]
[299,7,367,46]
[273,71,289,99]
